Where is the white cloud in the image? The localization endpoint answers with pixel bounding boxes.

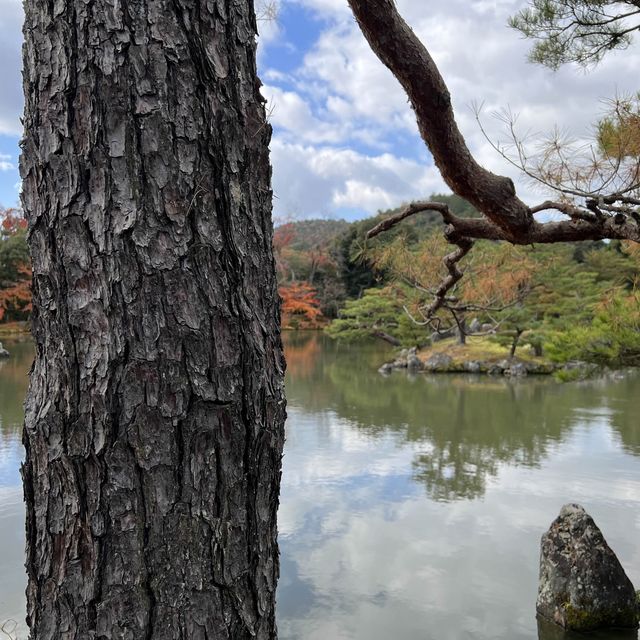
[0,153,14,171]
[333,180,396,211]
[265,84,348,144]
[270,139,446,219]
[299,23,415,133]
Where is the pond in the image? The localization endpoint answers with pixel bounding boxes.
[1,334,639,639]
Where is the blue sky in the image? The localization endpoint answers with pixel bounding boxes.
[1,0,639,220]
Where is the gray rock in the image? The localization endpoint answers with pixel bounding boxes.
[481,323,494,333]
[525,361,555,375]
[378,363,394,375]
[424,353,453,372]
[561,360,598,380]
[506,362,528,377]
[464,360,481,373]
[537,503,639,632]
[0,342,9,358]
[469,318,481,333]
[407,354,423,372]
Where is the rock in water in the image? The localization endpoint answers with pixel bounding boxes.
[0,342,9,358]
[537,504,639,631]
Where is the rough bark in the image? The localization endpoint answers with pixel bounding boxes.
[20,1,285,638]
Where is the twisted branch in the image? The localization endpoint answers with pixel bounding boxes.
[348,0,640,246]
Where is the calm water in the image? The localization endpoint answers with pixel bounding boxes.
[1,334,640,639]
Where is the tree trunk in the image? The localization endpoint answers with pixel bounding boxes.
[455,316,467,345]
[20,1,285,638]
[510,329,524,359]
[372,331,401,347]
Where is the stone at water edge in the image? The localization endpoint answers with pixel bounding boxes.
[537,503,639,632]
[0,342,9,358]
[537,615,639,640]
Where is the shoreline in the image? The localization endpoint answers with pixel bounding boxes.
[378,339,603,381]
[0,322,31,339]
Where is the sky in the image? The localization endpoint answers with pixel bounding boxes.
[0,0,639,221]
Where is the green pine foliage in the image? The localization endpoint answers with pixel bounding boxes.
[325,286,427,347]
[546,291,640,365]
[509,1,640,69]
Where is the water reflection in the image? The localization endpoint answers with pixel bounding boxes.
[0,340,32,638]
[280,332,640,640]
[0,335,639,640]
[285,332,640,503]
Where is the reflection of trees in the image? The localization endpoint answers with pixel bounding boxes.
[0,340,34,437]
[284,332,640,502]
[283,332,321,380]
[602,373,640,457]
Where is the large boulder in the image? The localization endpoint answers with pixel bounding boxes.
[0,342,9,358]
[424,353,453,372]
[407,354,423,372]
[505,362,528,377]
[463,360,481,373]
[537,504,639,632]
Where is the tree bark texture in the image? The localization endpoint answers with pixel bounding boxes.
[20,1,286,638]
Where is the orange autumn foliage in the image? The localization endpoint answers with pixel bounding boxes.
[0,263,32,321]
[279,282,323,329]
[1,211,27,234]
[0,208,32,322]
[283,334,321,379]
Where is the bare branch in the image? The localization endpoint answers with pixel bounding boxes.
[421,228,474,321]
[349,0,640,248]
[366,201,452,240]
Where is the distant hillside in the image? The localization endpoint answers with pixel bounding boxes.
[277,219,350,251]
[277,193,477,251]
[366,193,479,240]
